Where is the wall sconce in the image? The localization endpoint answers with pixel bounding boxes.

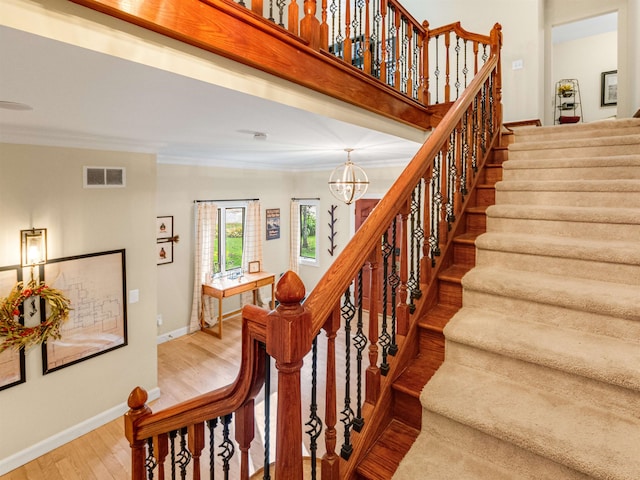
[20,228,47,267]
[328,148,369,205]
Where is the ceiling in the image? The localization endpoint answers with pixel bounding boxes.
[0,25,424,172]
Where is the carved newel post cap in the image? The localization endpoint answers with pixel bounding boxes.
[275,271,306,306]
[128,386,148,410]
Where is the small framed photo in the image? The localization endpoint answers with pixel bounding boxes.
[601,70,617,106]
[248,261,261,274]
[156,216,173,240]
[157,241,173,265]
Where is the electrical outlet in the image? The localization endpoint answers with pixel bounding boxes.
[512,59,524,70]
[157,314,163,326]
[129,289,139,303]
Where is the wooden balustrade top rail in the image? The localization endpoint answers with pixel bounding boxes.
[426,20,492,44]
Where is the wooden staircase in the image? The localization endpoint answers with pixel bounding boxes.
[354,128,515,479]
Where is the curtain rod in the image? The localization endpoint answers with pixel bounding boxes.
[291,197,320,200]
[194,198,259,203]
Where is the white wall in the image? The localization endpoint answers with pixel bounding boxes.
[0,144,158,472]
[404,0,544,124]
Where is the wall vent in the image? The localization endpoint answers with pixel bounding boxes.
[84,166,126,188]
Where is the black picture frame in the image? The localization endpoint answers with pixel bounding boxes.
[0,265,26,391]
[601,70,617,106]
[42,249,127,374]
[157,240,173,265]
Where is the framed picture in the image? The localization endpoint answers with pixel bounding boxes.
[42,249,127,374]
[266,208,280,240]
[157,216,173,240]
[0,265,26,391]
[248,261,261,274]
[157,240,173,265]
[601,70,617,106]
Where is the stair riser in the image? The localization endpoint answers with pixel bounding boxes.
[444,339,640,419]
[462,289,640,340]
[438,280,462,306]
[392,389,423,427]
[419,329,445,362]
[475,249,640,285]
[495,190,640,207]
[475,187,495,207]
[487,216,640,242]
[503,165,640,181]
[482,165,503,184]
[453,241,475,266]
[490,147,509,164]
[509,143,640,160]
[466,212,486,233]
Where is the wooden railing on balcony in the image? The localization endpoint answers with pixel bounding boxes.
[115,16,503,480]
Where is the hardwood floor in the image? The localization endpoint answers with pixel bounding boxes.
[2,317,245,480]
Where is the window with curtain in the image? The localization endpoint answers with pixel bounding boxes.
[298,199,319,266]
[213,205,245,277]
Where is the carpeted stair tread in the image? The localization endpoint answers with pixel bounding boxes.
[444,307,640,392]
[476,232,640,266]
[474,232,640,285]
[511,118,640,142]
[357,419,419,480]
[392,423,519,480]
[509,133,640,153]
[420,362,640,480]
[501,154,640,181]
[462,266,640,322]
[487,203,640,226]
[395,410,596,480]
[496,178,640,192]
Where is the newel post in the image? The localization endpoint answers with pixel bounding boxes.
[267,271,312,479]
[491,23,503,139]
[125,387,152,480]
[300,0,321,49]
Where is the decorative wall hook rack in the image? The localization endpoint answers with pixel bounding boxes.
[327,204,337,256]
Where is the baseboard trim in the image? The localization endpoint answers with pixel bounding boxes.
[0,387,161,475]
[157,326,189,344]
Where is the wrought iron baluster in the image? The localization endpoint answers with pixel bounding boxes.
[352,269,367,432]
[481,82,487,155]
[219,414,235,480]
[461,111,469,198]
[276,0,286,27]
[305,335,322,480]
[145,438,157,480]
[472,96,479,172]
[412,181,424,302]
[267,0,274,22]
[386,5,397,88]
[177,427,191,480]
[429,152,443,266]
[207,418,218,480]
[454,35,461,99]
[263,351,272,480]
[463,39,469,88]
[388,218,400,356]
[489,74,495,134]
[170,429,177,480]
[406,189,418,313]
[446,131,457,227]
[379,230,393,374]
[340,286,356,460]
[412,27,421,99]
[482,43,488,63]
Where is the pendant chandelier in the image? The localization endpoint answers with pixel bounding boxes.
[328,148,369,205]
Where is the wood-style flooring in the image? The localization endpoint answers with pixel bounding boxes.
[2,316,246,480]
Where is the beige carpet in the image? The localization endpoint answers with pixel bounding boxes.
[393,118,640,479]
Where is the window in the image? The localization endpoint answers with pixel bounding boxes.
[299,200,319,266]
[213,205,245,276]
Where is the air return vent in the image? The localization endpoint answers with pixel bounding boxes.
[83,166,126,188]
